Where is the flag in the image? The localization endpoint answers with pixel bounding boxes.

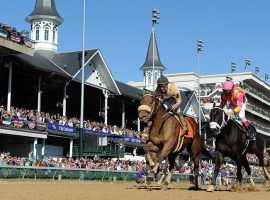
[23,38,33,48]
[10,35,21,43]
[27,121,36,129]
[2,118,12,126]
[13,120,24,128]
[36,123,46,131]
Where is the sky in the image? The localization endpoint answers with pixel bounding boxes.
[1,0,270,83]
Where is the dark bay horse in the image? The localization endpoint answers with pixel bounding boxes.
[138,94,202,189]
[207,106,270,192]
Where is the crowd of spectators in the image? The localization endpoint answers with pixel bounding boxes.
[0,23,34,48]
[0,105,142,139]
[0,152,144,171]
[1,151,268,179]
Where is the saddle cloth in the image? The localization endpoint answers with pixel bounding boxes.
[173,117,195,153]
[177,117,195,138]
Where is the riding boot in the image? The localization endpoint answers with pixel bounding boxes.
[178,113,188,133]
[245,125,256,141]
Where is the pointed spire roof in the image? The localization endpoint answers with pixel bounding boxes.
[140,30,166,71]
[26,0,63,25]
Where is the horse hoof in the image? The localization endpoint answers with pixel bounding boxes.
[188,186,199,191]
[162,185,167,191]
[163,181,169,186]
[157,181,162,185]
[207,185,215,192]
[146,173,155,183]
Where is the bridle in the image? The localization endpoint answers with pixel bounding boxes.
[209,107,229,134]
[138,94,160,123]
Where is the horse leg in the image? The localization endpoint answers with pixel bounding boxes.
[254,148,270,183]
[163,153,177,190]
[207,151,224,192]
[190,153,200,190]
[236,159,243,184]
[157,159,169,185]
[145,142,160,167]
[190,137,201,190]
[242,156,255,188]
[147,141,174,182]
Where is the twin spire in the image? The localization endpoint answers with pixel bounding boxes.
[26,0,63,25]
[25,0,166,75]
[140,30,166,72]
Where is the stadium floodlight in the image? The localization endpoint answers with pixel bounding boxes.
[245,59,251,70]
[255,66,260,74]
[197,40,204,53]
[231,62,237,73]
[265,74,269,81]
[152,9,160,25]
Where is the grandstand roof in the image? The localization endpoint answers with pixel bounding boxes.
[10,49,145,97]
[115,81,143,100]
[26,0,63,25]
[180,91,193,111]
[180,91,207,122]
[53,50,99,76]
[14,52,71,77]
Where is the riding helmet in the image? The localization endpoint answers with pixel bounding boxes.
[157,75,169,85]
[222,81,234,91]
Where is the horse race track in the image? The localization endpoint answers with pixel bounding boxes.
[0,180,269,200]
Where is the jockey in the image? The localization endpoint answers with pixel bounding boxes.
[155,75,188,133]
[220,80,256,141]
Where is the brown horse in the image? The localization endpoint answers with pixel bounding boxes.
[138,94,202,189]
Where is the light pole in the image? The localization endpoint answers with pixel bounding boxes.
[79,0,86,158]
[152,9,159,91]
[231,62,237,73]
[197,40,204,141]
[245,59,251,71]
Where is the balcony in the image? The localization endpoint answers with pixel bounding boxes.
[246,103,270,121]
[243,83,270,107]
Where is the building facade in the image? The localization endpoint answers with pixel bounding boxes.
[129,72,270,147]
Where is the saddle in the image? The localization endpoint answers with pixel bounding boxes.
[162,100,194,139]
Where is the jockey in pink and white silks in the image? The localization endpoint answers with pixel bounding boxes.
[220,81,256,141]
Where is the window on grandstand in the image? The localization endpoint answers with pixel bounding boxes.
[44,27,49,41]
[36,27,40,41]
[53,28,56,42]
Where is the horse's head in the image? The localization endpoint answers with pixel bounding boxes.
[209,106,228,135]
[138,94,159,123]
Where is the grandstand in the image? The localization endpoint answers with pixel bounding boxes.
[130,72,270,148]
[0,0,145,159]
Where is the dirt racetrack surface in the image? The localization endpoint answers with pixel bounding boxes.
[0,180,269,200]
